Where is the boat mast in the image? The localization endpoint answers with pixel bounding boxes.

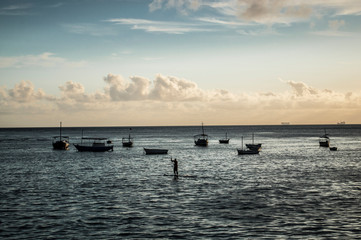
[60,121,62,141]
[201,122,204,135]
[241,136,244,150]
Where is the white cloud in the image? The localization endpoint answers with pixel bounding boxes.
[62,23,117,36]
[149,0,201,14]
[149,0,361,25]
[329,19,345,30]
[1,75,361,126]
[310,19,351,37]
[106,18,209,34]
[0,52,86,69]
[236,0,312,24]
[1,80,54,103]
[103,74,150,101]
[0,3,32,15]
[150,74,205,101]
[58,81,106,103]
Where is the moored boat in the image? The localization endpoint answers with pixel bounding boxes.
[194,122,208,146]
[237,148,260,155]
[219,132,230,144]
[52,122,69,150]
[122,134,133,147]
[74,137,113,152]
[319,130,330,147]
[144,148,168,155]
[245,133,261,150]
[237,136,260,155]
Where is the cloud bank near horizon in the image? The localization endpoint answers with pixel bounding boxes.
[0,73,359,126]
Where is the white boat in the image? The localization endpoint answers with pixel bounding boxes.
[194,122,208,146]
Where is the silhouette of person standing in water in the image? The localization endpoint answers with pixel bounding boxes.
[171,158,178,176]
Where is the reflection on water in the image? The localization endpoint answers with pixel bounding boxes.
[1,125,361,239]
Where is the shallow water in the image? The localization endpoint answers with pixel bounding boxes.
[1,125,361,239]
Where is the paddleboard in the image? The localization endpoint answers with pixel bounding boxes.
[163,174,197,178]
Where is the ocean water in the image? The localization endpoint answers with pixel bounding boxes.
[1,125,361,239]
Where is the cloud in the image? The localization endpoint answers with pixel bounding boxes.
[58,81,106,103]
[236,0,312,24]
[0,52,86,69]
[62,23,117,36]
[150,74,205,101]
[286,80,319,96]
[328,19,345,31]
[1,80,54,103]
[310,19,352,37]
[149,0,201,14]
[149,0,360,26]
[103,74,150,101]
[1,75,361,126]
[0,3,32,15]
[106,18,209,34]
[310,0,361,16]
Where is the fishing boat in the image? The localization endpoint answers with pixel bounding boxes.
[319,130,330,147]
[122,134,133,147]
[237,136,260,155]
[245,133,262,150]
[74,137,114,152]
[194,122,208,146]
[144,148,168,155]
[329,147,337,151]
[52,122,69,150]
[219,132,230,144]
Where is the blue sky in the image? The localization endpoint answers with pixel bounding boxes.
[1,0,361,127]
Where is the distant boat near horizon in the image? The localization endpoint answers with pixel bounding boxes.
[52,122,69,150]
[281,122,290,125]
[219,132,230,144]
[194,122,208,146]
[319,130,330,147]
[144,148,168,155]
[74,137,114,152]
[245,133,262,151]
[337,121,346,125]
[237,136,260,155]
[122,128,133,147]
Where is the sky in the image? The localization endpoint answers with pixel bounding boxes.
[0,0,361,127]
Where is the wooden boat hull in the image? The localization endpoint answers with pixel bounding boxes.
[122,142,133,147]
[144,148,168,155]
[246,143,262,150]
[53,140,69,150]
[195,139,208,146]
[237,149,259,155]
[74,144,113,152]
[319,141,330,147]
[219,139,229,144]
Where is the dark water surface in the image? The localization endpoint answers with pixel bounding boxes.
[1,125,361,239]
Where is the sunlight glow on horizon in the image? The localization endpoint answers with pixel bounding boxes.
[0,0,360,127]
